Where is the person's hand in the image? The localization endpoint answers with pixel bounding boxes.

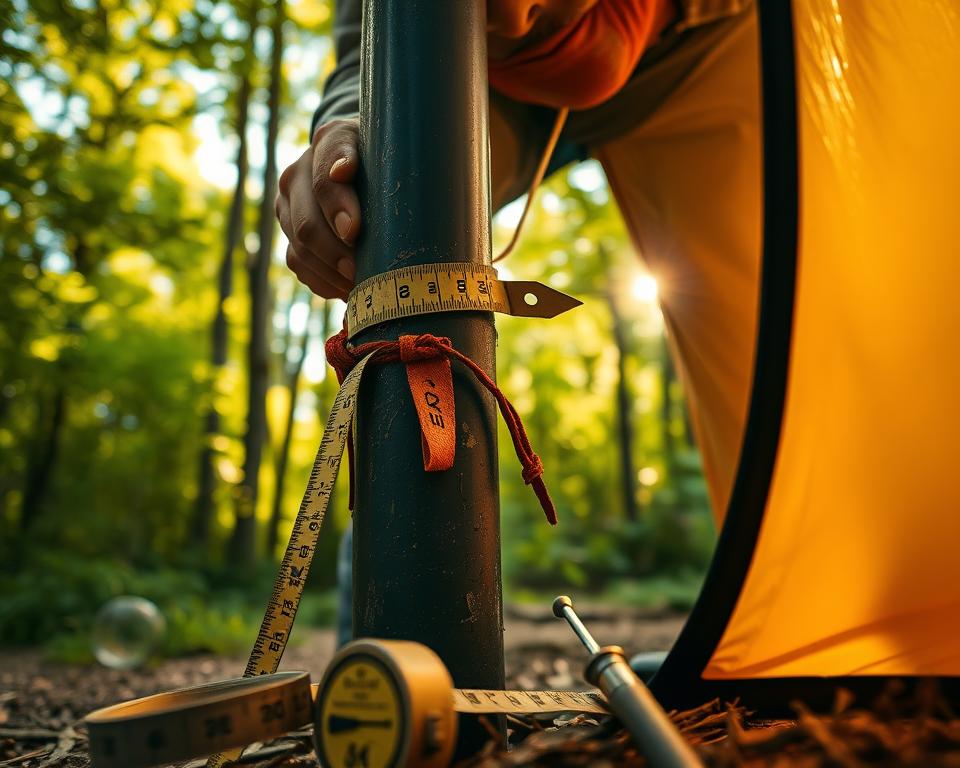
[276,118,361,300]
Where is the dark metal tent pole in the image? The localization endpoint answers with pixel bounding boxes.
[353,0,504,756]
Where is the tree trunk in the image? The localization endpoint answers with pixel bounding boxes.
[661,332,677,463]
[19,245,87,536]
[192,73,252,548]
[663,332,696,450]
[267,295,312,556]
[229,0,283,565]
[606,288,640,522]
[19,387,67,532]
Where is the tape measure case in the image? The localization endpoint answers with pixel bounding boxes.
[315,639,458,768]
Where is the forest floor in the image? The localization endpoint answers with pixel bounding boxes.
[3,606,960,766]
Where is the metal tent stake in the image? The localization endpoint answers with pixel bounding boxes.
[354,0,504,757]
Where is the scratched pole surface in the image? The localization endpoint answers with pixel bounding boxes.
[353,0,504,757]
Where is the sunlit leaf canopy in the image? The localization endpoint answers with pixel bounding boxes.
[0,0,711,659]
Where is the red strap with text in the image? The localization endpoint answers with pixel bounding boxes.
[400,335,456,471]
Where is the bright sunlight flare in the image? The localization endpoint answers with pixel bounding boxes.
[631,273,658,304]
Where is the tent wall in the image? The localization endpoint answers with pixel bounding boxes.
[652,0,960,708]
[706,0,960,681]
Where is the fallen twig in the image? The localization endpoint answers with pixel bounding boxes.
[35,725,79,768]
[0,747,53,766]
[0,728,59,741]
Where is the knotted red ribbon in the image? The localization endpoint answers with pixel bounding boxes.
[325,328,557,526]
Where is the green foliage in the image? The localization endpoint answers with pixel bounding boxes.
[603,572,708,613]
[0,552,337,662]
[0,553,247,660]
[1,0,718,660]
[495,166,715,596]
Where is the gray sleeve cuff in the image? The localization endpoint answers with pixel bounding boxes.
[310,0,361,138]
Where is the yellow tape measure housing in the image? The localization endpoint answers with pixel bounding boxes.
[316,640,458,768]
[346,263,581,339]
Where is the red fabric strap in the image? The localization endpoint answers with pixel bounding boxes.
[324,328,558,525]
[401,336,456,472]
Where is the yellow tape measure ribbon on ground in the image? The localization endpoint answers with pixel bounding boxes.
[86,672,312,768]
[453,688,606,715]
[85,661,607,768]
[346,263,581,339]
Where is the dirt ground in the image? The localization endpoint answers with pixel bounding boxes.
[6,607,960,767]
[0,604,684,766]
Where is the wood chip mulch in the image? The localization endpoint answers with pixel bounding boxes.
[456,681,960,767]
[5,677,960,767]
[9,680,960,768]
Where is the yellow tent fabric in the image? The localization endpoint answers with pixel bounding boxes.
[596,8,761,522]
[705,0,960,680]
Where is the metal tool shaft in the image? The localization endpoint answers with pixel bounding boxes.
[553,595,600,654]
[553,596,703,768]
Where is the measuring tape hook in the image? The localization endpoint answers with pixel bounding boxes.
[345,263,581,339]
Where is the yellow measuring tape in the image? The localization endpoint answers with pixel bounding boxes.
[86,640,606,768]
[84,263,582,768]
[203,350,378,768]
[345,263,581,339]
[85,672,313,768]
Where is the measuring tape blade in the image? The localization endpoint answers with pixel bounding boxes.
[452,688,606,715]
[83,264,589,767]
[85,671,311,768]
[307,682,607,717]
[205,351,376,768]
[345,263,582,339]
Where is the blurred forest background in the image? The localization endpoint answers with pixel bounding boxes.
[0,0,714,662]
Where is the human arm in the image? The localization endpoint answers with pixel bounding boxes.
[274,0,361,299]
[276,0,584,300]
